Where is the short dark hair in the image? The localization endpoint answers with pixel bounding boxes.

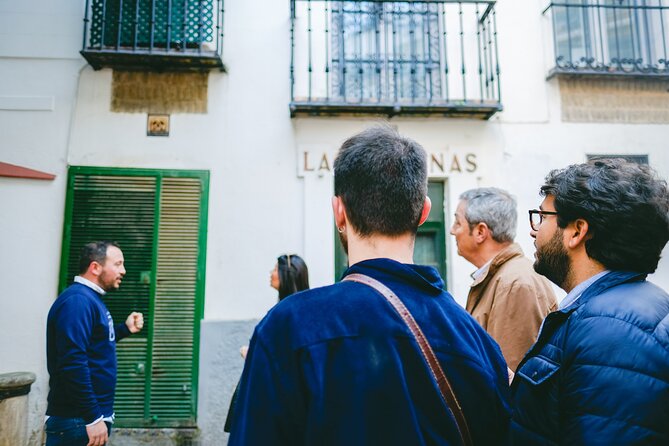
[277,254,310,300]
[540,159,669,274]
[79,241,120,274]
[333,125,428,237]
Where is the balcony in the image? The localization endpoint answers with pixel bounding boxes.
[289,0,502,119]
[81,0,224,71]
[543,0,669,78]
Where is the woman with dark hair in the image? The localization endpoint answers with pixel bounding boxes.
[224,254,310,434]
[271,254,310,301]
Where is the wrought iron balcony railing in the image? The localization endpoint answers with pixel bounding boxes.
[544,0,669,77]
[290,0,502,119]
[81,0,224,71]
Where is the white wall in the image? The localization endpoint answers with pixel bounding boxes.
[0,1,86,442]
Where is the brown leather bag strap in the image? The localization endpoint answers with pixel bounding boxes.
[344,273,473,446]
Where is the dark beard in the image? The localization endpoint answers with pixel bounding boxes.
[338,230,349,256]
[534,228,570,289]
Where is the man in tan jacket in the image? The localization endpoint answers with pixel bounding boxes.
[451,187,557,371]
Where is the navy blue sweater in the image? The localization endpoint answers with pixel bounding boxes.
[46,282,130,423]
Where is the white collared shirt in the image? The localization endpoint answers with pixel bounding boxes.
[471,259,493,282]
[74,276,106,296]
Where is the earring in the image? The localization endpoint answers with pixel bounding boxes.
[337,226,345,233]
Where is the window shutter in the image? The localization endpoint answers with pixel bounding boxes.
[149,177,202,423]
[63,174,156,420]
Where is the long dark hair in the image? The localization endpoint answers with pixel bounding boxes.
[277,254,310,300]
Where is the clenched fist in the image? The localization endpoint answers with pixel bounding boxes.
[125,312,144,334]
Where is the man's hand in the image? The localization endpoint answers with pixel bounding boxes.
[126,312,144,334]
[86,419,108,446]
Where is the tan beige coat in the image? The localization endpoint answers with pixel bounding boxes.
[467,243,557,371]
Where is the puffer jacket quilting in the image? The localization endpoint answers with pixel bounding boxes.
[510,271,669,446]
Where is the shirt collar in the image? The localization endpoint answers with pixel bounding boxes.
[470,259,492,282]
[558,270,610,310]
[74,276,106,295]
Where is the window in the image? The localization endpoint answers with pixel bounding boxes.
[81,0,224,70]
[290,0,501,118]
[58,167,209,427]
[548,0,669,75]
[331,2,443,102]
[587,154,649,164]
[89,0,216,50]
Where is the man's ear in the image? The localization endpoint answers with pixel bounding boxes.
[566,218,591,249]
[332,196,347,230]
[472,222,489,243]
[418,196,432,226]
[88,261,103,278]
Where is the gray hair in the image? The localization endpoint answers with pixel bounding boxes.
[459,187,517,243]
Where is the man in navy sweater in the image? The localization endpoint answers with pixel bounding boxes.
[45,241,144,446]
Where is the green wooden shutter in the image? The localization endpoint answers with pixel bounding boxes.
[59,167,208,427]
[149,177,202,423]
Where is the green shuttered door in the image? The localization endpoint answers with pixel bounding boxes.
[59,167,209,427]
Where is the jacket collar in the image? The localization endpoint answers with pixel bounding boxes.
[514,270,647,377]
[470,242,524,288]
[344,258,445,295]
[556,270,646,314]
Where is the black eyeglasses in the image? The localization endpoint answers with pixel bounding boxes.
[528,210,558,231]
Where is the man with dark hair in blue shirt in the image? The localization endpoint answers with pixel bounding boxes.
[228,126,510,445]
[45,241,144,446]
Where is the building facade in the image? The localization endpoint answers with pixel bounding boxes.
[1,0,668,444]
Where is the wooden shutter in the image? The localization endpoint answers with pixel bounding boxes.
[149,177,202,423]
[59,168,208,427]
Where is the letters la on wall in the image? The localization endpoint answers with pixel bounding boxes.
[299,150,478,178]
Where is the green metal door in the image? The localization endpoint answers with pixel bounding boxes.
[334,181,447,285]
[58,167,209,427]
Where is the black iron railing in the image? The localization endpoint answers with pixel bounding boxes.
[544,0,669,77]
[290,0,501,118]
[81,0,224,71]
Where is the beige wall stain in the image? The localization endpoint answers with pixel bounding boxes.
[111,71,208,113]
[560,77,669,123]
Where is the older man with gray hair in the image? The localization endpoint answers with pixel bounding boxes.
[450,187,556,371]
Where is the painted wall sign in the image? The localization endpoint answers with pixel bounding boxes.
[298,149,478,177]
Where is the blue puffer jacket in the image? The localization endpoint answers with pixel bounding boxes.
[510,271,669,445]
